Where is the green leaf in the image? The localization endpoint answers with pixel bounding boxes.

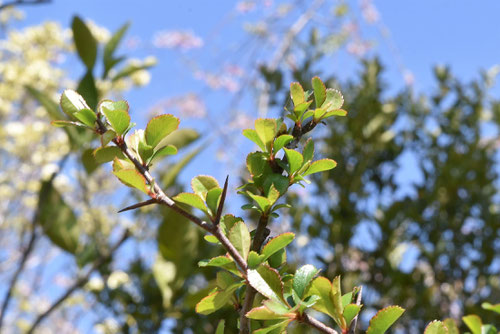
[145,114,180,149]
[149,145,177,165]
[60,89,90,117]
[293,264,319,299]
[195,282,243,315]
[343,304,362,327]
[246,192,271,212]
[73,108,97,127]
[228,221,251,260]
[424,321,447,334]
[206,187,222,216]
[243,129,266,151]
[198,255,241,276]
[247,251,263,269]
[462,315,482,334]
[273,135,293,153]
[191,175,219,201]
[51,120,86,128]
[307,277,336,319]
[37,180,80,254]
[72,16,97,70]
[303,159,337,176]
[215,320,225,334]
[284,148,304,174]
[323,109,348,118]
[290,82,305,106]
[312,76,327,107]
[331,276,345,328]
[246,306,289,320]
[302,139,314,163]
[482,325,498,334]
[482,302,500,314]
[100,130,116,147]
[443,319,459,334]
[322,88,344,111]
[261,232,295,261]
[246,152,272,178]
[113,169,150,195]
[255,118,277,152]
[76,70,98,110]
[99,100,131,135]
[93,146,124,164]
[267,248,286,269]
[253,320,291,334]
[173,193,208,214]
[247,264,286,305]
[81,148,99,174]
[103,22,130,77]
[366,306,405,334]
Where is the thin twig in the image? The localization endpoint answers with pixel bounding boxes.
[0,216,37,329]
[26,229,130,333]
[118,198,158,213]
[214,175,229,225]
[348,286,363,334]
[301,313,339,334]
[0,0,51,11]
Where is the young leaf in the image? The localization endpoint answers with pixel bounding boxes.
[293,264,319,299]
[260,232,295,261]
[322,88,344,111]
[195,282,243,315]
[303,159,337,176]
[246,306,289,320]
[206,187,223,216]
[424,321,447,334]
[323,109,348,118]
[306,277,337,319]
[366,306,405,334]
[149,144,178,164]
[72,16,97,70]
[312,76,326,107]
[255,118,277,152]
[462,315,482,334]
[273,134,293,153]
[247,251,263,269]
[145,114,180,149]
[51,120,87,128]
[247,264,287,305]
[482,302,500,314]
[191,175,220,201]
[228,221,251,260]
[113,169,150,195]
[173,193,208,214]
[246,192,271,212]
[60,89,90,117]
[73,108,97,127]
[100,100,131,135]
[156,128,199,150]
[284,148,304,174]
[290,82,305,106]
[93,146,124,164]
[443,319,459,334]
[198,255,240,276]
[215,320,225,334]
[243,129,266,151]
[343,304,362,327]
[253,320,291,334]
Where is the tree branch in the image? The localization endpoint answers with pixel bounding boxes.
[26,229,130,333]
[0,0,51,11]
[301,313,339,334]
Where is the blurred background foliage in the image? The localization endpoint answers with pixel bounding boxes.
[0,1,498,333]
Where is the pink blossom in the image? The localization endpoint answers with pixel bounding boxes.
[151,93,206,119]
[236,1,256,13]
[152,30,203,50]
[360,0,380,24]
[195,71,240,92]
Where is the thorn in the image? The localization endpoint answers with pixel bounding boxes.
[118,198,158,213]
[214,175,229,225]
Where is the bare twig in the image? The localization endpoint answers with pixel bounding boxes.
[0,0,51,11]
[348,286,363,334]
[26,229,130,333]
[118,198,158,213]
[301,313,339,334]
[0,216,37,329]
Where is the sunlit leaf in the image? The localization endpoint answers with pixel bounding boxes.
[260,233,294,262]
[424,321,447,334]
[312,76,327,107]
[366,306,405,334]
[191,175,220,201]
[303,159,337,176]
[145,114,180,149]
[100,100,130,135]
[228,221,251,260]
[293,264,319,299]
[72,16,97,70]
